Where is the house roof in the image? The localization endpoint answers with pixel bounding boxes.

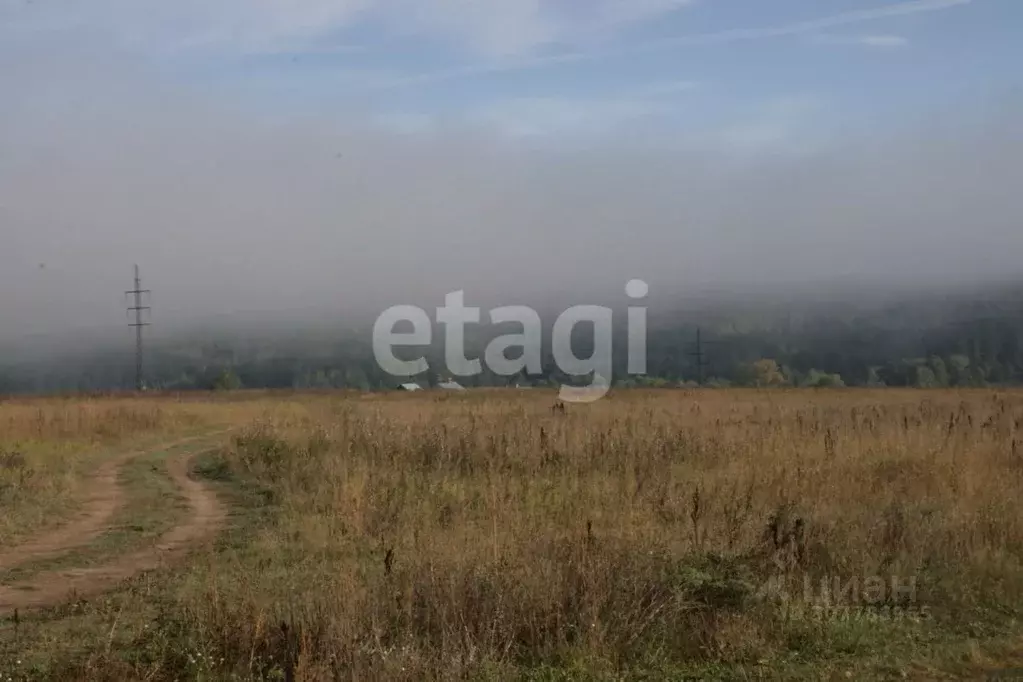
[437,380,465,390]
[398,383,422,391]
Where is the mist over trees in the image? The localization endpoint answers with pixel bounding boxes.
[1,281,1021,394]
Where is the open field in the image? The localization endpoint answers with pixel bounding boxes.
[1,389,1023,680]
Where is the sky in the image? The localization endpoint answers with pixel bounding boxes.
[0,0,1021,343]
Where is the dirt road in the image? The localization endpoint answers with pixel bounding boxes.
[0,434,229,616]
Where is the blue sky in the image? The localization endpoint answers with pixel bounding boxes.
[2,0,1019,141]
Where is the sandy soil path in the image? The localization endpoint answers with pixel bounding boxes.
[0,435,208,572]
[0,434,229,616]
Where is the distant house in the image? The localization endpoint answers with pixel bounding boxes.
[397,382,422,391]
[437,380,465,391]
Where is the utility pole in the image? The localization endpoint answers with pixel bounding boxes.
[688,327,717,385]
[126,265,151,391]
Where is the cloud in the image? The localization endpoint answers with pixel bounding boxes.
[616,0,964,49]
[473,96,659,137]
[378,0,696,57]
[812,33,910,49]
[0,0,373,55]
[860,34,911,48]
[379,0,970,87]
[633,80,701,97]
[2,55,1020,346]
[0,0,694,58]
[715,95,827,154]
[0,0,1016,349]
[0,0,967,94]
[432,81,699,138]
[2,0,950,64]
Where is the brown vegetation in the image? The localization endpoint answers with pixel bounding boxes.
[2,389,1023,680]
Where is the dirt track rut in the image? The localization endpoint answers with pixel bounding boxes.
[0,433,229,616]
[0,435,206,572]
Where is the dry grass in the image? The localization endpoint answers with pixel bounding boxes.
[4,389,1023,680]
[0,393,279,545]
[0,397,203,544]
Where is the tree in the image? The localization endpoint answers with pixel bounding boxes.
[213,369,242,391]
[877,361,910,387]
[928,356,950,387]
[803,369,845,388]
[912,365,938,388]
[752,359,787,387]
[948,355,971,386]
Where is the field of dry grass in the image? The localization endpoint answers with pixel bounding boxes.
[0,396,211,548]
[2,389,1023,680]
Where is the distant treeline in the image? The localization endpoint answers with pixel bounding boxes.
[2,287,1022,393]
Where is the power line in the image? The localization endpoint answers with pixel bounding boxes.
[687,327,721,385]
[125,264,151,391]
